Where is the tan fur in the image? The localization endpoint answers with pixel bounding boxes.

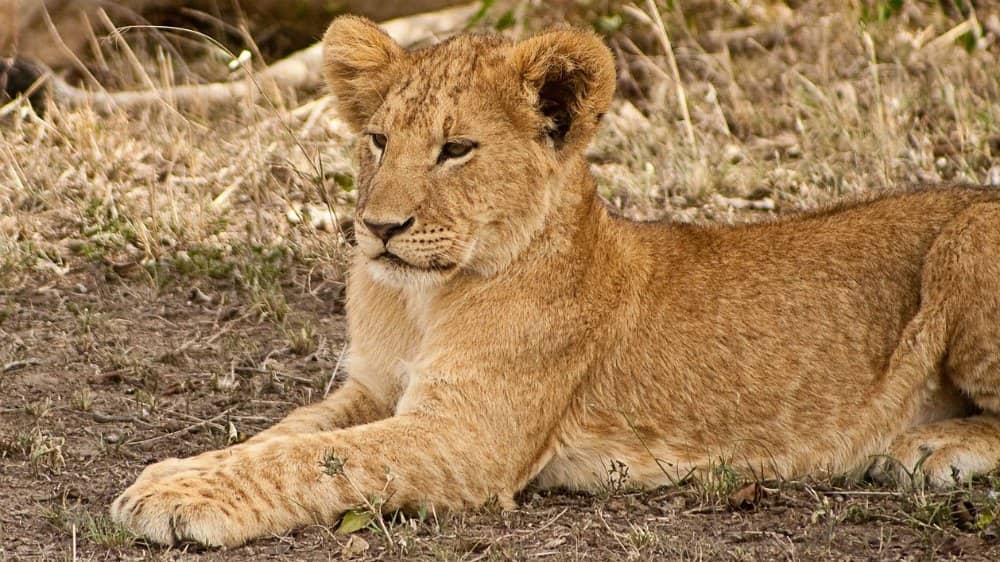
[111,18,1000,547]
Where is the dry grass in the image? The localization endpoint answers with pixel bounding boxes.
[2,0,1000,559]
[583,0,1000,222]
[1,79,352,298]
[3,2,999,285]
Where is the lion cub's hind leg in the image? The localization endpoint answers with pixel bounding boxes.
[870,201,1000,488]
[869,416,1000,487]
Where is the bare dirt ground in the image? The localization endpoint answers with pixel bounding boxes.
[0,267,1000,560]
[3,0,1000,560]
[2,270,999,561]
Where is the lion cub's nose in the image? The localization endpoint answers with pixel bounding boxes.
[363,216,414,243]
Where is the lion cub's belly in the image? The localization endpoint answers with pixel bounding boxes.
[532,430,691,492]
[532,376,973,492]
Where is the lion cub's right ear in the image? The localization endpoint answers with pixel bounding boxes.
[323,16,406,131]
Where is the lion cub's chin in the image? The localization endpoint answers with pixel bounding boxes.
[366,257,455,290]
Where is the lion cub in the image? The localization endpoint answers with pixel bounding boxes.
[111,17,1000,546]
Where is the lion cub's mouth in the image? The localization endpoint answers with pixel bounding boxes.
[376,251,457,272]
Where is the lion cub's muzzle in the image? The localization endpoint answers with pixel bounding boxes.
[357,214,462,273]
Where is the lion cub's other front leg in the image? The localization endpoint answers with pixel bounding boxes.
[247,265,418,443]
[244,377,392,444]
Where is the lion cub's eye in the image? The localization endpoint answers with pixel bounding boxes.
[370,133,387,151]
[437,139,477,165]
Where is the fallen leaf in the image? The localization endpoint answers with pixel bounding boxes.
[341,534,370,557]
[337,509,374,534]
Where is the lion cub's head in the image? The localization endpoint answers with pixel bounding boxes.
[323,17,615,287]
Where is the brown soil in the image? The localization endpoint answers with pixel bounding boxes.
[2,269,998,561]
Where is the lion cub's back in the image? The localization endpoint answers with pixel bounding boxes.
[597,185,995,452]
[624,186,999,365]
[637,186,998,291]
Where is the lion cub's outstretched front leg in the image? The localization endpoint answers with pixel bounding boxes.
[110,350,564,547]
[111,412,509,546]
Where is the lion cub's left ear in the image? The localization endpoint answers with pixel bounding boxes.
[509,29,616,151]
[323,16,407,131]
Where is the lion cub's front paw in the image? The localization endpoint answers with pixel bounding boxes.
[111,455,260,547]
